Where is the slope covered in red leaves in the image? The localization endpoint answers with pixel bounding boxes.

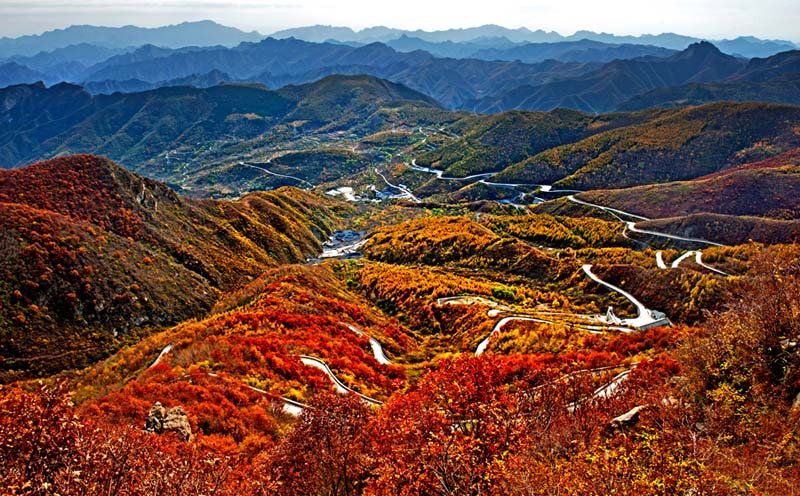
[0,154,347,379]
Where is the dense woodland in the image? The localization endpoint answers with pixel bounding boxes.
[0,149,799,494]
[2,244,800,494]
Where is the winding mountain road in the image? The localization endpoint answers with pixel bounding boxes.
[694,251,730,276]
[243,382,308,416]
[299,355,383,406]
[343,324,392,365]
[475,316,554,356]
[582,264,669,329]
[408,159,495,181]
[626,222,723,247]
[374,167,420,203]
[239,161,314,189]
[148,344,174,369]
[657,250,729,275]
[670,250,697,268]
[566,195,650,221]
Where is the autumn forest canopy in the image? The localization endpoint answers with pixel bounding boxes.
[2,17,800,496]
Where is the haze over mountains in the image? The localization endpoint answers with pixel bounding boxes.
[0,21,798,119]
[271,24,799,58]
[1,28,799,115]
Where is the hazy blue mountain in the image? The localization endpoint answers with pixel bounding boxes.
[563,31,699,50]
[472,40,675,63]
[0,21,264,58]
[385,36,675,63]
[81,70,232,95]
[81,38,352,83]
[730,50,800,82]
[271,24,565,44]
[385,35,520,58]
[619,50,800,110]
[3,44,130,72]
[71,37,597,109]
[0,62,46,87]
[253,53,599,109]
[81,79,156,95]
[467,42,746,113]
[714,37,797,58]
[271,24,798,58]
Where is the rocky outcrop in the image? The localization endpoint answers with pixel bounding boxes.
[144,401,193,441]
[609,405,649,432]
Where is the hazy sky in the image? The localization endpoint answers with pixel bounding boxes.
[1,0,798,42]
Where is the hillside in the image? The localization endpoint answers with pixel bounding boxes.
[574,149,800,219]
[493,102,800,189]
[638,214,800,246]
[0,82,292,169]
[277,74,442,131]
[0,155,346,379]
[415,107,659,177]
[0,76,450,195]
[618,73,800,110]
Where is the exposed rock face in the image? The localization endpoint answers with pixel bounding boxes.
[609,405,649,431]
[144,401,193,441]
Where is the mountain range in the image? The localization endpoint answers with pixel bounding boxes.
[467,41,749,113]
[5,38,800,116]
[4,72,800,222]
[1,22,799,117]
[0,21,263,58]
[272,24,799,58]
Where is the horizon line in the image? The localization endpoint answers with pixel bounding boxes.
[2,20,798,46]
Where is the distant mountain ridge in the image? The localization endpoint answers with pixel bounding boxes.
[271,24,799,58]
[0,20,263,58]
[466,41,747,113]
[1,22,798,115]
[383,36,676,63]
[3,36,798,115]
